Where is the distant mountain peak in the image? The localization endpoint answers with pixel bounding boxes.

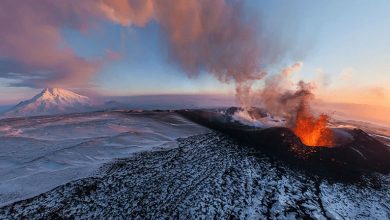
[41,88,74,96]
[3,88,92,118]
[34,87,90,103]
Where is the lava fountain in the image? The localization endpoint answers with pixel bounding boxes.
[292,98,334,147]
[293,112,334,147]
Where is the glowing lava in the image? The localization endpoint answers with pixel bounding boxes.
[293,110,334,147]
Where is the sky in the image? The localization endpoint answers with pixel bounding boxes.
[0,0,389,108]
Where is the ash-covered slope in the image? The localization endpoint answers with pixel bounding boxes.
[3,88,92,117]
[1,133,389,219]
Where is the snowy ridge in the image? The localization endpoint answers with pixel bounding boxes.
[1,132,389,219]
[3,88,92,117]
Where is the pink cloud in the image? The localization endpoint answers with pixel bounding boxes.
[0,0,107,88]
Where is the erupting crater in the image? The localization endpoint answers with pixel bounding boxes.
[178,107,390,175]
[293,112,334,147]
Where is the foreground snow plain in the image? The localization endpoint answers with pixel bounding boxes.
[0,110,389,219]
[0,111,208,206]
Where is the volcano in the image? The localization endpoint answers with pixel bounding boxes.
[3,88,92,118]
[178,108,390,175]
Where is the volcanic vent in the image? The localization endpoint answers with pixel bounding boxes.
[289,91,334,147]
[178,108,390,175]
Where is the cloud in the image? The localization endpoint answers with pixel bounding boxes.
[0,0,110,88]
[314,68,331,88]
[340,68,354,81]
[369,86,387,98]
[99,0,154,27]
[282,61,303,77]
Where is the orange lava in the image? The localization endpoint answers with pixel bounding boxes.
[293,113,334,147]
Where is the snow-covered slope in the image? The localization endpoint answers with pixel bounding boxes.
[0,111,389,218]
[1,132,389,219]
[0,111,209,206]
[3,88,92,117]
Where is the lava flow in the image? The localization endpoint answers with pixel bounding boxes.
[293,109,334,147]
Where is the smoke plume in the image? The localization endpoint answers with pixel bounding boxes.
[100,0,264,106]
[252,63,334,146]
[99,0,334,145]
[252,62,304,121]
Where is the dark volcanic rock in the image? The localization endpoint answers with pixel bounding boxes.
[311,129,390,174]
[177,109,390,174]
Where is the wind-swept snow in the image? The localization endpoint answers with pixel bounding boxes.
[0,111,208,206]
[1,132,389,219]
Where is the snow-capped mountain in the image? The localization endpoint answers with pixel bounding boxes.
[3,88,92,117]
